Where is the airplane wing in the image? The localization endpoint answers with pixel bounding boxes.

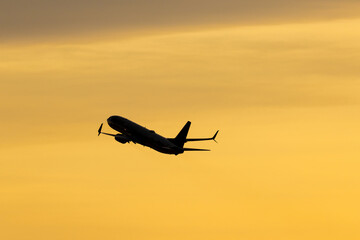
[97,123,117,136]
[185,130,219,143]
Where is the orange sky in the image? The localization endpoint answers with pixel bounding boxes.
[1,2,360,240]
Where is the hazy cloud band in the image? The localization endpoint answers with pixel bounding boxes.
[1,0,360,41]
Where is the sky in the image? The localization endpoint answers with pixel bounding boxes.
[1,1,360,240]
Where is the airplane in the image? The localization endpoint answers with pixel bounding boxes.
[98,115,218,155]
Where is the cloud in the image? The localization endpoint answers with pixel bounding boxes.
[1,0,360,41]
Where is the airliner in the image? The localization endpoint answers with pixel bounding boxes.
[98,115,218,155]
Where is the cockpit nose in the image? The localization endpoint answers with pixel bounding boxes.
[107,116,116,124]
[107,115,124,125]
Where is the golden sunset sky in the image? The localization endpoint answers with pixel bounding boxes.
[1,1,360,239]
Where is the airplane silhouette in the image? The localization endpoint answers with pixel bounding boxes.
[98,115,218,155]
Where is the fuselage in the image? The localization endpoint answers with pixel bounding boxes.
[107,115,184,155]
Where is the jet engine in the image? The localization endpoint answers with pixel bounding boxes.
[115,134,130,144]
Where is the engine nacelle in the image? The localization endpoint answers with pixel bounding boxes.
[115,134,130,144]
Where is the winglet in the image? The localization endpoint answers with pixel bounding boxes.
[212,130,219,143]
[98,123,103,136]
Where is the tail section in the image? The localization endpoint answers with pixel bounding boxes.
[173,121,191,148]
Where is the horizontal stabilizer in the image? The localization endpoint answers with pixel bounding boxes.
[183,148,210,151]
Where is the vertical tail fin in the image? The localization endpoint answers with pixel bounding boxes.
[173,121,191,148]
